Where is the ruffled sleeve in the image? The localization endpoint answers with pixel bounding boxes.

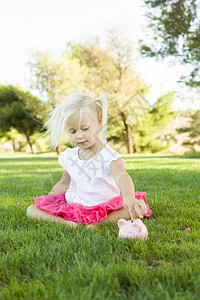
[58,148,71,171]
[102,144,126,173]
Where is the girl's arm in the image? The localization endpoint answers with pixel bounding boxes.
[49,171,71,195]
[110,158,146,219]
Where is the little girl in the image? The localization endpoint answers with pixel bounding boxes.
[27,93,152,227]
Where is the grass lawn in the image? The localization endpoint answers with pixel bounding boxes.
[0,154,200,300]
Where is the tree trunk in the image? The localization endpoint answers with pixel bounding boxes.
[127,123,133,154]
[25,133,37,154]
[27,139,35,154]
[120,112,133,154]
[10,138,18,152]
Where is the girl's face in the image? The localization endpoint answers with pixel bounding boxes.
[66,109,101,149]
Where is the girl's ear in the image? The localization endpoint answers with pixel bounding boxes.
[98,114,102,125]
[117,219,127,228]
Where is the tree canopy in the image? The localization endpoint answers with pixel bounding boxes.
[140,0,200,87]
[28,49,88,104]
[68,34,150,154]
[0,85,46,153]
[177,110,200,150]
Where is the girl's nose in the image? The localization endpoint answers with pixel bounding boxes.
[76,130,84,139]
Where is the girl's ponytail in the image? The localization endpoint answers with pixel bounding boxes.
[43,102,72,149]
[95,93,109,143]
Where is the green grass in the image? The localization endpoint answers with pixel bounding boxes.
[0,155,200,300]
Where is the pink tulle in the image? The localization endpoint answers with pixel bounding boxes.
[34,191,153,225]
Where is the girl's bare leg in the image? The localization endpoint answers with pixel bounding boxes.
[27,205,77,228]
[27,205,132,229]
[88,207,130,228]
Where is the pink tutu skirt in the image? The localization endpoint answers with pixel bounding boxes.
[34,192,152,225]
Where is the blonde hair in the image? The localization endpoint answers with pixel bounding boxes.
[44,92,109,149]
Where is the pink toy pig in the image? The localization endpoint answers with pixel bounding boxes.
[117,219,148,241]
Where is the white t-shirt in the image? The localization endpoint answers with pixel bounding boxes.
[58,143,125,206]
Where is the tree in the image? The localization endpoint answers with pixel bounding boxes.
[177,110,200,151]
[68,28,150,154]
[132,92,176,153]
[0,85,46,153]
[28,49,88,104]
[0,129,27,152]
[140,0,200,87]
[67,37,117,96]
[106,26,150,153]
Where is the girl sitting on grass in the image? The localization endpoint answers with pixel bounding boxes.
[27,93,152,227]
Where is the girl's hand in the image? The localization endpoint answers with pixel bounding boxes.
[123,196,147,220]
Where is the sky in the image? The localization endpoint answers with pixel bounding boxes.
[0,0,199,110]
